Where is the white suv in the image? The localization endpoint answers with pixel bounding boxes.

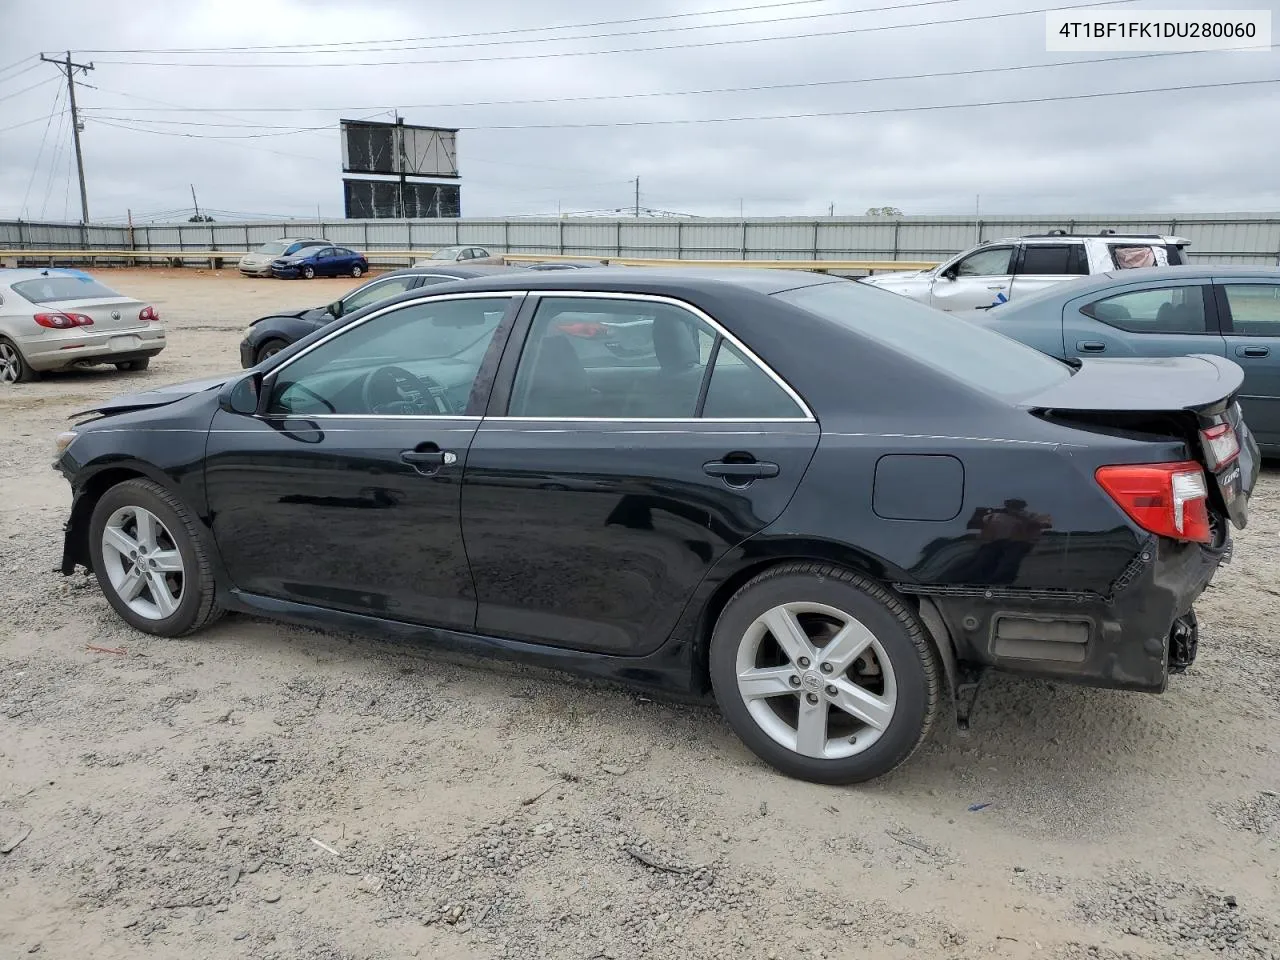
[860,232,1190,312]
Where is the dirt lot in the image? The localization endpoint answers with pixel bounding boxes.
[1,269,1278,960]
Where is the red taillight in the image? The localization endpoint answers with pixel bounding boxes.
[139,305,160,322]
[555,320,607,338]
[1095,461,1212,544]
[34,312,93,329]
[1200,423,1239,469]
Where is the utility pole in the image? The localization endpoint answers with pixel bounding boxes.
[190,184,201,221]
[41,52,93,223]
[633,176,640,218]
[828,202,835,217]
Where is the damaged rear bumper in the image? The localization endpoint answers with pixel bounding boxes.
[899,535,1229,693]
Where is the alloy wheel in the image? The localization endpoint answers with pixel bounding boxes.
[99,505,186,620]
[735,601,897,760]
[0,342,21,383]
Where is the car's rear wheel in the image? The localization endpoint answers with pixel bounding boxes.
[0,338,38,383]
[255,338,289,364]
[351,264,364,278]
[709,562,941,784]
[115,358,150,372]
[302,265,315,279]
[88,478,222,637]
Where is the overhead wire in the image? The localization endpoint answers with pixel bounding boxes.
[19,84,64,218]
[69,0,863,52]
[73,48,1263,118]
[0,75,59,106]
[88,0,1141,68]
[78,0,964,58]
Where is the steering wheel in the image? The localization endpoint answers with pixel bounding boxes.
[360,365,453,415]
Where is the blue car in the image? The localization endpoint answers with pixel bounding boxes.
[270,245,369,280]
[973,265,1280,454]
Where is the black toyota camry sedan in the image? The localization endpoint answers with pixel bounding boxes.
[240,264,522,367]
[54,268,1258,783]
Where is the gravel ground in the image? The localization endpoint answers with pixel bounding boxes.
[1,268,1277,959]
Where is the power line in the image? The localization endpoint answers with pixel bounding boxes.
[76,0,962,58]
[75,48,1251,118]
[20,85,64,218]
[88,115,333,137]
[39,106,71,220]
[0,109,68,134]
[85,77,1280,134]
[0,60,41,85]
[70,0,841,52]
[85,117,333,162]
[0,74,59,106]
[90,0,1140,68]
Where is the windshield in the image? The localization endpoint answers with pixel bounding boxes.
[257,241,288,255]
[775,281,1071,400]
[11,275,121,304]
[429,246,465,260]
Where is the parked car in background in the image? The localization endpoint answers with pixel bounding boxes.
[974,265,1280,454]
[238,238,325,277]
[415,245,500,265]
[240,264,521,365]
[57,268,1256,783]
[860,232,1190,312]
[0,269,164,383]
[271,245,369,280]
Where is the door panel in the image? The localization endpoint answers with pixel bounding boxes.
[206,412,480,627]
[461,420,819,654]
[929,245,1015,312]
[1009,243,1088,301]
[1063,281,1225,360]
[1217,281,1280,448]
[460,292,820,655]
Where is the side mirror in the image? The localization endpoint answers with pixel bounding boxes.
[219,372,262,415]
[327,300,343,318]
[940,267,958,281]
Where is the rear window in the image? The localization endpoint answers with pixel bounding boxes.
[777,281,1071,400]
[11,275,120,304]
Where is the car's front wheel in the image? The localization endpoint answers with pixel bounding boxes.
[709,562,941,784]
[351,264,364,278]
[302,265,315,279]
[254,338,289,364]
[88,478,222,637]
[0,338,38,383]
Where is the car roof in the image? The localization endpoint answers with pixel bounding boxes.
[381,264,524,280]
[411,265,839,296]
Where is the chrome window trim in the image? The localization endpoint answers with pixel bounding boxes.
[261,287,815,424]
[502,290,815,423]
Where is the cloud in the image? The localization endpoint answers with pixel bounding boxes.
[0,0,1277,222]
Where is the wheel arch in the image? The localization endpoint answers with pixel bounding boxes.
[686,543,957,698]
[63,461,177,573]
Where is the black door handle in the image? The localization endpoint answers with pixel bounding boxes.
[1077,340,1107,353]
[703,460,780,480]
[1238,345,1270,358]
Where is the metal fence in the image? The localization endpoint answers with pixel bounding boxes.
[2,214,1279,265]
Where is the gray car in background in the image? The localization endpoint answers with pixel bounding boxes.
[972,265,1280,453]
[238,238,326,277]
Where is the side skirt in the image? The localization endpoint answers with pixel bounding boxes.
[224,590,706,700]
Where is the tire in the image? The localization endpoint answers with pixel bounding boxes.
[115,358,150,372]
[302,265,315,280]
[708,562,941,784]
[351,264,364,278]
[88,478,222,637]
[254,338,289,365]
[0,337,38,383]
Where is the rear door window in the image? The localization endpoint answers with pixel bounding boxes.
[1018,245,1087,276]
[1081,285,1210,333]
[11,275,120,303]
[1221,284,1280,335]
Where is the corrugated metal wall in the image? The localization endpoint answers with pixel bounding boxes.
[2,214,1279,264]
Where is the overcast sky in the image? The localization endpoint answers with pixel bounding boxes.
[0,0,1277,223]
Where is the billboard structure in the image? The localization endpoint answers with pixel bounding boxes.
[339,118,460,219]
